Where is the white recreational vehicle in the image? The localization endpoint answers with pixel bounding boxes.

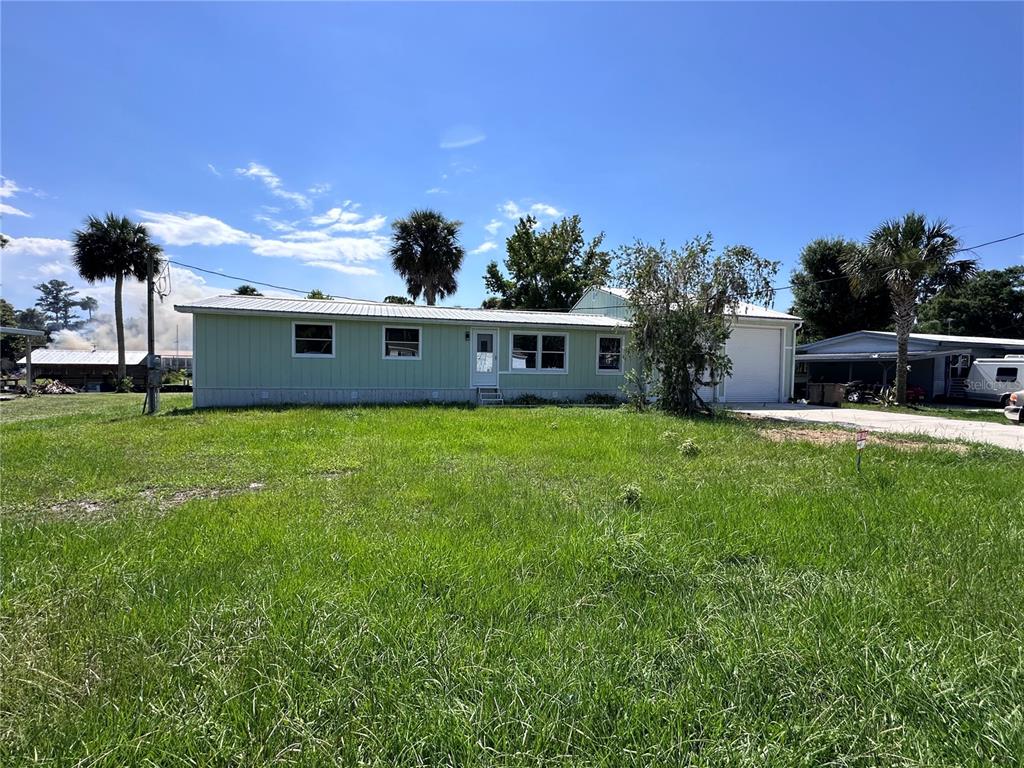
[965,356,1024,405]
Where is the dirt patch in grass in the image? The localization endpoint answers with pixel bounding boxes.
[758,427,970,453]
[138,483,266,511]
[13,483,268,524]
[40,499,111,522]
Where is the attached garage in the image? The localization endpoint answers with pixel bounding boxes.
[572,286,801,404]
[721,325,783,402]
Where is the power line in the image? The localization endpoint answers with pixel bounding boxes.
[166,230,1024,310]
[167,259,311,296]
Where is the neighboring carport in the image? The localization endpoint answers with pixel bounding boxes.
[0,326,47,391]
[797,348,973,399]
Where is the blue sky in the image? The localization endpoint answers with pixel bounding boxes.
[2,2,1022,348]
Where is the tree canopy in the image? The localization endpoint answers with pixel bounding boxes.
[389,210,465,305]
[234,284,263,296]
[618,234,777,415]
[34,280,81,329]
[789,238,892,341]
[383,295,414,304]
[306,289,332,300]
[483,215,611,310]
[916,266,1024,338]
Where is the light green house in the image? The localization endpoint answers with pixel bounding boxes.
[175,295,632,408]
[176,288,800,408]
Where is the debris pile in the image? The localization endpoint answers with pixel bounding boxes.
[37,380,77,395]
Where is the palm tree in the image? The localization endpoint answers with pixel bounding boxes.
[843,213,974,404]
[79,296,99,322]
[234,284,263,296]
[389,210,465,305]
[71,214,164,381]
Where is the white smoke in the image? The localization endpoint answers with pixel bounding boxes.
[50,265,217,352]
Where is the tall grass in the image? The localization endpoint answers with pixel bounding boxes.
[1,394,1022,766]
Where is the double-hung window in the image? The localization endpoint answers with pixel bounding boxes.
[383,327,421,359]
[511,332,567,371]
[597,336,623,373]
[293,322,334,357]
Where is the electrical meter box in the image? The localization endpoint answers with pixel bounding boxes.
[147,355,162,387]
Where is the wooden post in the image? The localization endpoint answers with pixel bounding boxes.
[25,342,33,395]
[146,252,159,414]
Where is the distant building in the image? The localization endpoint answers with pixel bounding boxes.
[796,331,1024,400]
[16,349,192,391]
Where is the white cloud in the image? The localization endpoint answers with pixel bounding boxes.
[484,219,503,236]
[235,162,310,208]
[1,203,30,218]
[253,214,296,233]
[500,200,562,221]
[425,187,447,195]
[439,125,486,149]
[530,203,561,217]
[0,177,20,198]
[1,239,75,286]
[302,260,378,276]
[138,211,251,246]
[37,261,70,277]
[309,206,387,233]
[1,236,72,258]
[470,241,498,255]
[308,182,331,195]
[136,206,387,278]
[250,235,387,270]
[500,201,523,219]
[207,163,222,177]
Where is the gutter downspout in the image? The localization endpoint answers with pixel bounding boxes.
[790,321,803,401]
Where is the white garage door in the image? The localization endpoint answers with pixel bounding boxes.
[722,326,783,402]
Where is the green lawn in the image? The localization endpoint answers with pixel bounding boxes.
[844,401,1009,424]
[2,394,1022,766]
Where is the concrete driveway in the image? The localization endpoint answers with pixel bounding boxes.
[731,403,1024,451]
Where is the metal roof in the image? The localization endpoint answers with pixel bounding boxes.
[174,295,632,328]
[17,349,149,366]
[800,330,1024,352]
[578,286,801,321]
[798,349,974,363]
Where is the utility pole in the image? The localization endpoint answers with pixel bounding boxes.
[146,252,160,414]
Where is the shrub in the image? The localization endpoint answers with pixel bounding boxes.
[583,392,620,406]
[678,439,700,457]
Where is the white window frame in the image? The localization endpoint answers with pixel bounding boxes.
[509,331,568,374]
[381,325,422,361]
[595,334,625,375]
[292,320,335,359]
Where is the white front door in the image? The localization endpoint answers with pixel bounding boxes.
[471,329,498,387]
